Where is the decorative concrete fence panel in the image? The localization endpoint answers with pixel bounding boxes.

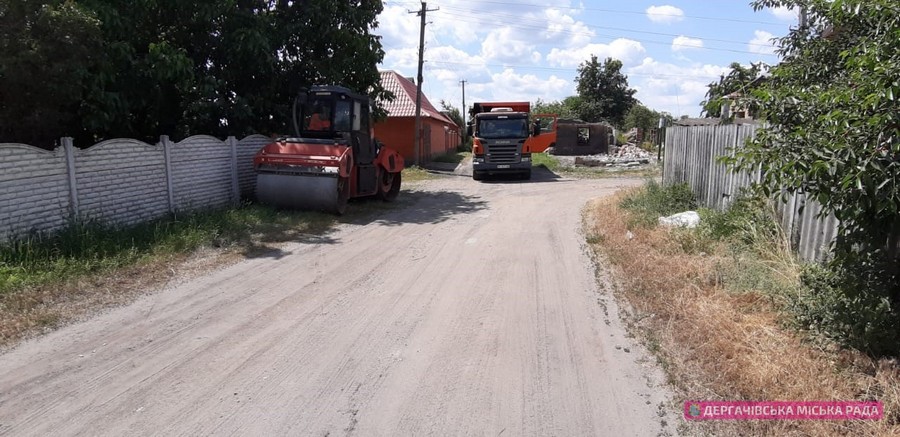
[236,135,272,197]
[170,135,236,211]
[0,134,269,243]
[0,144,71,238]
[74,139,169,226]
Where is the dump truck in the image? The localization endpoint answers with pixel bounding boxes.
[467,102,556,180]
[253,86,404,214]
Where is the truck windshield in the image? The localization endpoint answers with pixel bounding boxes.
[477,118,528,139]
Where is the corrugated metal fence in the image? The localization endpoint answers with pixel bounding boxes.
[662,124,839,262]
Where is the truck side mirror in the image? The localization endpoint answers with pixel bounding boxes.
[466,123,473,137]
[532,121,541,137]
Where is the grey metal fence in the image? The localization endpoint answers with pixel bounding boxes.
[662,124,839,262]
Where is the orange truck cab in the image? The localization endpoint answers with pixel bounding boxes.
[467,102,557,180]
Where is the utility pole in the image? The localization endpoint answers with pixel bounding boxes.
[409,2,438,166]
[459,79,467,144]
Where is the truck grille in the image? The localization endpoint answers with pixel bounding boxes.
[485,143,520,163]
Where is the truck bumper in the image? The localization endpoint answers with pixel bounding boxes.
[472,160,531,175]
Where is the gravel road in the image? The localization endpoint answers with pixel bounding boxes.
[0,169,676,436]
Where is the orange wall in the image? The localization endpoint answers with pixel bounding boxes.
[374,117,459,164]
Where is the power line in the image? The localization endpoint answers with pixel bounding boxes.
[433,10,777,56]
[384,1,782,57]
[437,6,778,50]
[384,0,788,26]
[424,60,728,81]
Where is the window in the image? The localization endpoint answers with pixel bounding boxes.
[477,118,528,139]
[577,127,590,145]
[335,100,352,131]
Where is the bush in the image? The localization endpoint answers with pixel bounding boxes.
[699,195,780,248]
[457,137,473,152]
[619,180,696,227]
[789,260,900,357]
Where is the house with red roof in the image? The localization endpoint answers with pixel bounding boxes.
[375,70,460,164]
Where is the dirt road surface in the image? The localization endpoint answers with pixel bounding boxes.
[0,169,676,436]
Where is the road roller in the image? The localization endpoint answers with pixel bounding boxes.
[253,86,404,214]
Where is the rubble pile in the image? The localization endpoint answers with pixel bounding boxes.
[612,143,652,159]
[571,143,654,168]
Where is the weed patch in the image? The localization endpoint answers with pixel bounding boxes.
[402,166,438,182]
[619,180,695,227]
[585,185,899,436]
[432,151,470,164]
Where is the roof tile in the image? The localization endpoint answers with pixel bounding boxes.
[379,71,457,126]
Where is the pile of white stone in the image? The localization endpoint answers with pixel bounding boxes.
[612,143,653,159]
[571,143,654,168]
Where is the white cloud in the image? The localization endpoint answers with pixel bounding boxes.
[425,45,491,82]
[628,57,731,117]
[472,69,572,102]
[481,27,539,64]
[546,38,646,68]
[383,47,419,71]
[748,30,777,55]
[672,36,703,51]
[376,5,421,50]
[646,5,684,24]
[770,6,798,21]
[542,9,594,47]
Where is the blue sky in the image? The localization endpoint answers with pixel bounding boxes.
[375,0,798,117]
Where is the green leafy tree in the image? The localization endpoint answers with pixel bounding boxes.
[0,0,389,147]
[439,100,464,128]
[701,62,764,118]
[623,104,665,131]
[533,96,581,120]
[0,0,104,147]
[574,56,636,126]
[730,0,900,352]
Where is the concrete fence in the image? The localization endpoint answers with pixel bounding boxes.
[663,124,839,262]
[0,134,272,243]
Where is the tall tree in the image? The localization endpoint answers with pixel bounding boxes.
[533,96,581,120]
[0,0,389,147]
[0,0,104,147]
[700,62,764,118]
[574,56,636,127]
[623,104,666,131]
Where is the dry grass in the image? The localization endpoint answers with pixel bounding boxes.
[586,191,900,436]
[0,250,235,352]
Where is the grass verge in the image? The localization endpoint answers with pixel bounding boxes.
[402,166,439,182]
[432,151,471,164]
[585,183,899,436]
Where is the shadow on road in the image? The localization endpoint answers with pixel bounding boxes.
[363,190,488,226]
[478,166,564,184]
